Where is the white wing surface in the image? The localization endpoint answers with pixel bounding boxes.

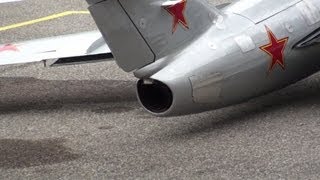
[0,30,112,66]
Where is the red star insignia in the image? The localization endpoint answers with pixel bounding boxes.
[0,44,19,52]
[164,0,189,33]
[260,26,288,73]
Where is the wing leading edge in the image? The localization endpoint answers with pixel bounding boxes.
[0,30,113,66]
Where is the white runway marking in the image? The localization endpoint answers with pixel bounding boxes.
[0,0,22,4]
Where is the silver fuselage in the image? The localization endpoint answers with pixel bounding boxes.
[134,0,320,116]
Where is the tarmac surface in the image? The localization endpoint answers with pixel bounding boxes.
[0,0,320,179]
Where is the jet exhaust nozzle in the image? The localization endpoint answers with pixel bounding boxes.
[136,75,216,117]
[137,79,173,114]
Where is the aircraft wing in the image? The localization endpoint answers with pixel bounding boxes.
[0,30,113,66]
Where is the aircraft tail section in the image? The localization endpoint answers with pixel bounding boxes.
[87,0,219,72]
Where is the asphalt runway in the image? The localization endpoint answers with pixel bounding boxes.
[0,0,320,179]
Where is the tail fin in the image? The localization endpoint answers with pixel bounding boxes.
[87,0,219,72]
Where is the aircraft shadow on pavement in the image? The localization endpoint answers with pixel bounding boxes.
[0,138,80,169]
[0,77,137,114]
[1,75,320,134]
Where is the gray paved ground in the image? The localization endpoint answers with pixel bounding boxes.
[0,0,319,179]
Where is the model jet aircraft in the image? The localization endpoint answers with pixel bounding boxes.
[1,0,320,116]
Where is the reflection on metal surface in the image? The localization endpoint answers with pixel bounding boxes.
[190,73,223,104]
[234,35,256,52]
[229,0,300,23]
[297,0,320,25]
[285,23,294,33]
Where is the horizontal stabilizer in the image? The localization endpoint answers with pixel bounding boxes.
[0,30,113,66]
[50,53,113,66]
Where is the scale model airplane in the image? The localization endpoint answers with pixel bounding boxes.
[0,0,320,116]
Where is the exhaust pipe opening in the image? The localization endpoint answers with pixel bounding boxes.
[137,79,173,113]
